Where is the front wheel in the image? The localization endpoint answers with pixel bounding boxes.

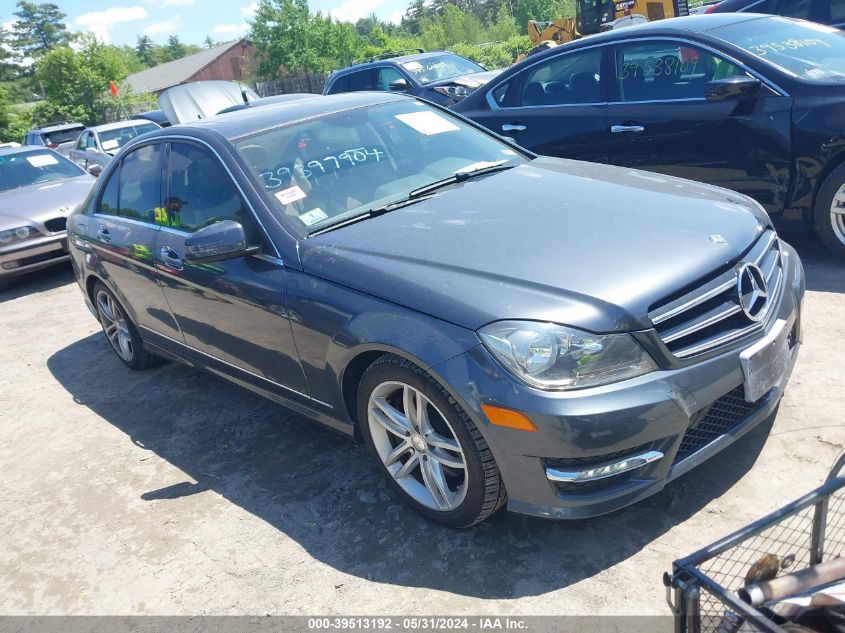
[357,354,506,528]
[814,163,845,258]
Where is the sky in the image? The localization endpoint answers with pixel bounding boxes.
[0,0,409,47]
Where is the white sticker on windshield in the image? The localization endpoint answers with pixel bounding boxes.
[26,154,59,167]
[275,185,307,205]
[101,139,119,151]
[395,111,460,136]
[298,207,328,227]
[402,61,423,72]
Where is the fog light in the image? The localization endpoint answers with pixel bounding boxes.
[546,450,664,483]
[1,260,20,270]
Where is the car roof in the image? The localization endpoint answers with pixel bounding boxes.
[335,50,453,73]
[29,122,85,133]
[151,91,408,142]
[87,119,160,133]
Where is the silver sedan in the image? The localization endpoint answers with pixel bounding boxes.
[0,146,95,289]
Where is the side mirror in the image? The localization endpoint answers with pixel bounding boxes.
[87,164,103,177]
[184,220,260,264]
[705,76,762,102]
[389,78,410,92]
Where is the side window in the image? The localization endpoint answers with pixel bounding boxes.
[119,144,163,222]
[345,69,377,92]
[165,143,251,234]
[86,133,97,149]
[491,80,510,105]
[376,67,404,91]
[615,41,747,103]
[76,134,86,150]
[772,0,816,20]
[97,167,120,216]
[517,49,602,106]
[326,75,348,94]
[832,0,845,24]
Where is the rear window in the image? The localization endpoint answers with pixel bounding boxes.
[43,127,85,146]
[715,17,845,82]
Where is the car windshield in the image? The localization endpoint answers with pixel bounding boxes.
[400,54,485,85]
[234,100,526,236]
[0,150,83,192]
[98,122,159,153]
[715,17,845,82]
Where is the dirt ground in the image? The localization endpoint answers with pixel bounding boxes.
[0,233,843,617]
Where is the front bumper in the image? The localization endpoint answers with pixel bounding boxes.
[0,234,69,280]
[429,243,805,519]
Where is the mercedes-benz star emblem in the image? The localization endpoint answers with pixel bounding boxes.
[737,263,769,322]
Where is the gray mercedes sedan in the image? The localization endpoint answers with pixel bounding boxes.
[67,93,804,527]
[1,146,95,289]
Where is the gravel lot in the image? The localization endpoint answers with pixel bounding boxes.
[0,233,843,616]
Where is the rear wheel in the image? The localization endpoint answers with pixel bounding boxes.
[814,163,845,258]
[93,282,160,370]
[358,354,506,527]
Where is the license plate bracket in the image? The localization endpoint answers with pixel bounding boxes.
[740,319,790,403]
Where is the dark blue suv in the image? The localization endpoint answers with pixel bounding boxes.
[323,50,501,107]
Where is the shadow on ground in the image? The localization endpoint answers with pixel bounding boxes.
[48,332,775,599]
[786,233,844,294]
[0,263,75,303]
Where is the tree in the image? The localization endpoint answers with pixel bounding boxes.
[249,0,317,75]
[203,35,216,48]
[135,35,156,67]
[33,35,141,124]
[11,1,72,61]
[163,35,187,62]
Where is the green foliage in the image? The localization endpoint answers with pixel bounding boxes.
[11,1,72,61]
[33,36,150,125]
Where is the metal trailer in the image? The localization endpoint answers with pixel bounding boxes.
[665,453,845,633]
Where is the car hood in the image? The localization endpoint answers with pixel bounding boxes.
[0,175,95,231]
[158,80,260,124]
[299,157,769,333]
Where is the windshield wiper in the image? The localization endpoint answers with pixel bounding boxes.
[307,194,436,238]
[306,162,516,238]
[408,161,516,198]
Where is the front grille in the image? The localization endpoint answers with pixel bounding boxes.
[649,231,783,359]
[44,217,67,233]
[673,386,767,464]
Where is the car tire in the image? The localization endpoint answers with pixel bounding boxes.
[357,354,506,528]
[814,163,845,258]
[92,281,161,370]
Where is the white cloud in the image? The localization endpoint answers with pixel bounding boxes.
[240,2,258,17]
[326,0,385,23]
[144,16,181,35]
[163,0,194,5]
[74,6,149,43]
[212,22,249,34]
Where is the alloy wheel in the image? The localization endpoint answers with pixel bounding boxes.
[830,183,845,247]
[96,290,134,362]
[367,381,467,511]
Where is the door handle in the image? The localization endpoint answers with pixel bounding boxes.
[501,123,527,132]
[611,124,645,134]
[96,226,111,243]
[159,246,183,271]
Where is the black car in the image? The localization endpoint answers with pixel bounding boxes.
[453,14,845,257]
[22,122,86,157]
[707,0,845,30]
[67,93,804,527]
[323,50,501,107]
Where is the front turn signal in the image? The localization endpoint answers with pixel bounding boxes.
[481,404,538,432]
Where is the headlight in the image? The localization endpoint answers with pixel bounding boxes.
[432,84,473,99]
[0,226,40,246]
[478,320,656,390]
